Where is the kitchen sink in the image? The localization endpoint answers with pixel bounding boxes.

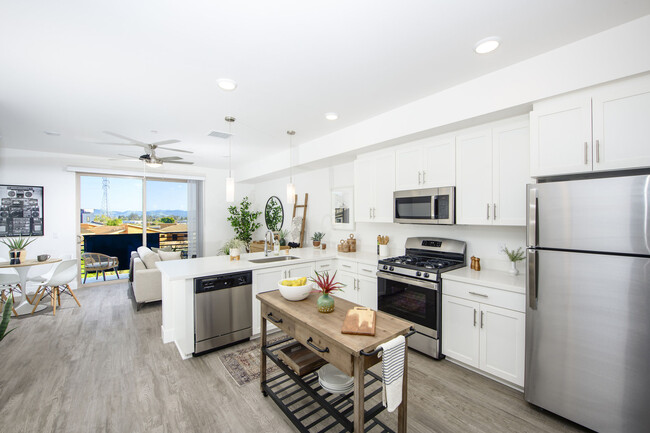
[248,256,301,264]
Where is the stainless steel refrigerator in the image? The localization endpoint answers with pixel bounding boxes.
[525,174,650,433]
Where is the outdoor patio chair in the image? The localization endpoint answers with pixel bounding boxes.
[81,252,120,283]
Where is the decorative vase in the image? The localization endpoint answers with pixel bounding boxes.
[9,249,25,265]
[509,261,519,276]
[313,241,321,248]
[317,293,335,313]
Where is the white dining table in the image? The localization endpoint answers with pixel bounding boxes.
[0,258,61,315]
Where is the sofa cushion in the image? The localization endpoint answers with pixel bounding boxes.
[137,246,161,269]
[158,250,182,261]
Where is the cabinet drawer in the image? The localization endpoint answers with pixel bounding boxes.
[260,303,354,375]
[443,280,525,312]
[337,259,357,273]
[314,260,335,272]
[357,262,378,277]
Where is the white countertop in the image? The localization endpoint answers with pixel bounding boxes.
[156,247,379,281]
[442,267,526,294]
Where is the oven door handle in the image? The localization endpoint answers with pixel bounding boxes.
[376,271,439,290]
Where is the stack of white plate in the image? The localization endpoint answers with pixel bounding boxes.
[318,364,354,395]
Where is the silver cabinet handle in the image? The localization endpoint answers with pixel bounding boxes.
[422,170,426,184]
[372,208,376,219]
[355,278,359,291]
[468,291,488,298]
[584,142,589,164]
[320,264,330,268]
[493,203,496,219]
[341,264,352,268]
[487,203,490,220]
[480,311,484,328]
[473,309,477,327]
[418,171,422,185]
[596,139,600,163]
[360,268,373,273]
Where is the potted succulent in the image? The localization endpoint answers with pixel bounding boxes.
[278,229,288,247]
[310,270,345,313]
[1,236,36,265]
[218,238,248,256]
[311,232,325,248]
[502,246,525,275]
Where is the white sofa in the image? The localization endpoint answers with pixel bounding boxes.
[130,246,181,309]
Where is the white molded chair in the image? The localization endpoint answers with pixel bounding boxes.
[0,259,21,316]
[31,259,81,316]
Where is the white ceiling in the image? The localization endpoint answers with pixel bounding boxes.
[1,0,649,169]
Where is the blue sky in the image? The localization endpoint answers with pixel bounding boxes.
[80,176,187,211]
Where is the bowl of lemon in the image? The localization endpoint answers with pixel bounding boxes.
[278,277,312,301]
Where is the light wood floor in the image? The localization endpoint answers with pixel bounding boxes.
[0,282,590,433]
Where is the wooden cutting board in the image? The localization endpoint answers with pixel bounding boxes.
[341,307,376,336]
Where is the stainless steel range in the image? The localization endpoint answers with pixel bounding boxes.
[376,237,466,359]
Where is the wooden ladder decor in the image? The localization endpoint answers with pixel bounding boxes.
[292,193,308,248]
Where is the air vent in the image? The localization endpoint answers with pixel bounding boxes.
[207,130,233,139]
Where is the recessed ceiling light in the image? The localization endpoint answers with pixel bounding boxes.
[43,130,61,136]
[325,112,338,120]
[474,37,500,54]
[217,78,238,91]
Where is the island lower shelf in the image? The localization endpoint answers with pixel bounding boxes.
[262,337,393,433]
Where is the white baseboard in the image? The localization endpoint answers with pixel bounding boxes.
[175,340,192,360]
[161,325,174,344]
[445,357,523,392]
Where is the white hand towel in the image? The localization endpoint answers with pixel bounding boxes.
[377,335,406,412]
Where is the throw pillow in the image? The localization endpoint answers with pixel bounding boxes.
[158,250,182,261]
[140,250,161,269]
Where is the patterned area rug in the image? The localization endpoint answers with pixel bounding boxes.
[219,337,284,386]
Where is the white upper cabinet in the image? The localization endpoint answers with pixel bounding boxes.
[354,151,395,223]
[456,119,530,226]
[531,74,650,176]
[530,93,592,177]
[456,129,494,225]
[395,137,455,191]
[592,75,650,171]
[492,121,531,226]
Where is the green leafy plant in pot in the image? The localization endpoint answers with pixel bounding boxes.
[218,239,248,256]
[502,246,525,275]
[311,232,325,248]
[1,236,36,264]
[310,270,345,313]
[226,196,262,249]
[0,297,16,342]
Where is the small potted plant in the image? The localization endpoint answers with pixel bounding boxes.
[311,232,325,248]
[310,271,345,313]
[1,236,36,265]
[502,246,525,275]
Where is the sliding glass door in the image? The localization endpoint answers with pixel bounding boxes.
[78,174,201,285]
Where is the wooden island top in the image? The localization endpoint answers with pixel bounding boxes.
[256,291,412,356]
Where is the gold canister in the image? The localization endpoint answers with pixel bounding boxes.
[347,234,356,253]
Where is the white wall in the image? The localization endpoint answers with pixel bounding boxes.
[0,147,235,271]
[247,160,524,272]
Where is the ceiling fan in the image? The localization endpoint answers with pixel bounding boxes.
[98,131,194,166]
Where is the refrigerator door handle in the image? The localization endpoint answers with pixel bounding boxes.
[527,249,538,310]
[527,186,538,246]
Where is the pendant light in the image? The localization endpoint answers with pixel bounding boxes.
[225,116,236,202]
[286,130,296,204]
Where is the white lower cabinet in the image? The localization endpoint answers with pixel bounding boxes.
[252,262,314,336]
[442,280,525,387]
[333,262,378,310]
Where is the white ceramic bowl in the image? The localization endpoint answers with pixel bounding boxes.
[277,279,312,301]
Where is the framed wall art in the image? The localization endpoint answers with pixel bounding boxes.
[0,184,44,236]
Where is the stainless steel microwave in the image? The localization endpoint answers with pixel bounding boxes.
[393,187,455,224]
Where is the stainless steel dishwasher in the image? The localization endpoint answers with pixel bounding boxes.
[194,271,252,355]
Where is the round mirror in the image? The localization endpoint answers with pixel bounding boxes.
[265,196,284,231]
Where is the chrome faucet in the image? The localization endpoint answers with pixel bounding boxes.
[264,230,274,257]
